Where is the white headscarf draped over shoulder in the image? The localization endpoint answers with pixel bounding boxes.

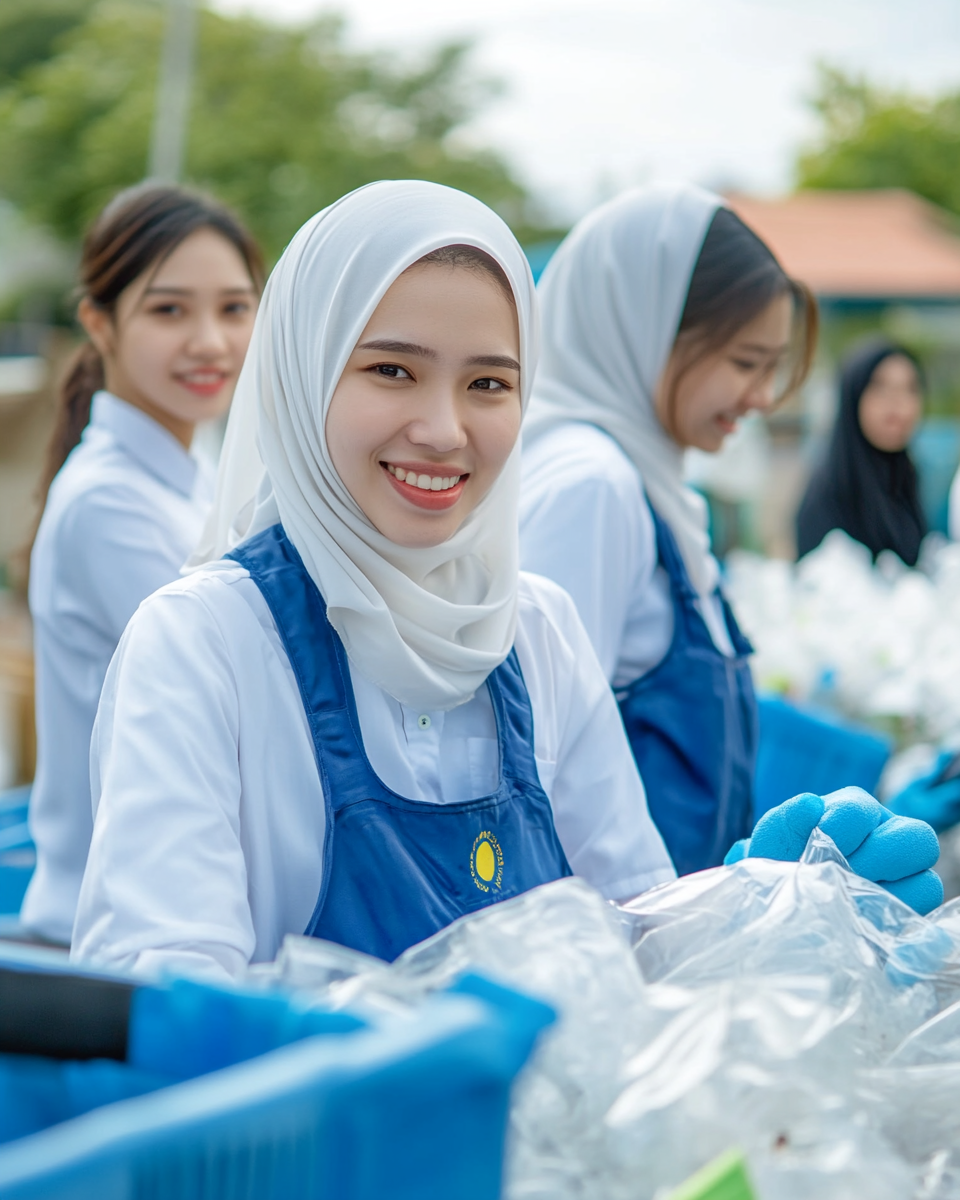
[187,180,538,712]
[523,181,722,597]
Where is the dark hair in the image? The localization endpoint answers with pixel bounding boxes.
[415,244,515,305]
[795,338,926,565]
[662,207,818,442]
[34,182,265,520]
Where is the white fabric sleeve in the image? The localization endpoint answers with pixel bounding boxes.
[516,576,676,899]
[71,587,254,981]
[58,485,189,642]
[519,469,656,683]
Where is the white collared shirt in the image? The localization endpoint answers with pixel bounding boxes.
[520,423,733,690]
[70,565,675,981]
[24,391,214,943]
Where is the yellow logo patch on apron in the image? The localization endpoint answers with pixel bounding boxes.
[470,830,503,893]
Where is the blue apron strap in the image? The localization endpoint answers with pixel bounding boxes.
[227,525,378,820]
[721,594,754,657]
[486,650,543,791]
[648,500,751,657]
[227,523,349,715]
[647,504,700,605]
[618,499,758,874]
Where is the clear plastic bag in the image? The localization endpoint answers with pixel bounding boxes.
[610,833,939,1198]
[269,836,960,1200]
[278,878,652,1199]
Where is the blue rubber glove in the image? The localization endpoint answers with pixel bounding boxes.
[888,753,960,833]
[723,788,943,915]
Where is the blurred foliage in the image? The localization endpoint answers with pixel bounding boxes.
[798,64,960,216]
[0,0,97,88]
[798,64,960,419]
[0,0,553,263]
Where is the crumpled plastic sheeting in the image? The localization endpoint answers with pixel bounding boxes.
[277,880,655,1199]
[724,530,960,742]
[614,831,960,1199]
[270,835,960,1200]
[860,972,960,1198]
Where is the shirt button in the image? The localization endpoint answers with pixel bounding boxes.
[417,714,431,730]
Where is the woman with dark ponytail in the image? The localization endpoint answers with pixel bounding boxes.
[25,183,263,944]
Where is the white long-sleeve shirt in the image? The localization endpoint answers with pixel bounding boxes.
[24,391,214,943]
[520,422,732,690]
[71,563,674,981]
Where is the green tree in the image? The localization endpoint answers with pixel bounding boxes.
[797,64,960,216]
[0,0,96,88]
[0,1,542,261]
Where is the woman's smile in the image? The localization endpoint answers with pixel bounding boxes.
[382,461,468,510]
[175,367,231,397]
[713,412,740,437]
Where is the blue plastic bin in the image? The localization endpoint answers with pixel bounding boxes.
[523,240,560,283]
[0,952,552,1200]
[0,785,29,829]
[753,695,892,824]
[0,786,34,916]
[912,417,960,535]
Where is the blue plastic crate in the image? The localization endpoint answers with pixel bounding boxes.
[754,695,892,824]
[0,786,34,917]
[0,957,551,1200]
[0,829,34,917]
[523,240,560,283]
[912,417,960,535]
[0,785,30,829]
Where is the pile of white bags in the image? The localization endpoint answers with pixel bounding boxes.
[725,531,960,745]
[268,843,960,1200]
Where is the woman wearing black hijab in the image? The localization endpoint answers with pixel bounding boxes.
[796,338,927,565]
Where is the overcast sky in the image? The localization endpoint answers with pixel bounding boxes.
[213,0,960,222]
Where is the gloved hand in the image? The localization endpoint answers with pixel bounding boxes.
[887,752,960,833]
[724,788,943,915]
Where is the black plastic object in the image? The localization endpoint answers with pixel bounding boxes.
[0,967,134,1060]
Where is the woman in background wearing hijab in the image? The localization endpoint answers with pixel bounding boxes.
[801,341,960,835]
[520,183,817,876]
[796,339,927,565]
[800,340,960,836]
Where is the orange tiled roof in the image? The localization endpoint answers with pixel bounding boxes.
[726,189,960,300]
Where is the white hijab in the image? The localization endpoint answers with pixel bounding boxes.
[524,181,722,598]
[188,180,538,711]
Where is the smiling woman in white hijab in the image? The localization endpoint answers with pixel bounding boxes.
[520,182,818,876]
[71,180,676,980]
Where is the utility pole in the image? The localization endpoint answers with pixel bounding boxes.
[148,0,197,182]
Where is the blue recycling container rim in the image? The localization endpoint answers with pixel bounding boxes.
[0,984,530,1196]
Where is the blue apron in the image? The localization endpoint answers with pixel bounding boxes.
[228,524,572,962]
[617,506,757,876]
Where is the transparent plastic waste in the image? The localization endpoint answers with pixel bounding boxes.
[277,879,654,1199]
[266,833,960,1200]
[725,531,960,744]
